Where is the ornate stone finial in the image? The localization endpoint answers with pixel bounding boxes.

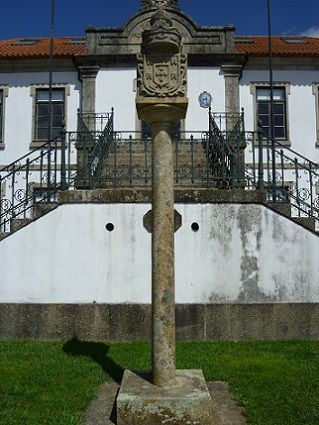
[141,0,179,11]
[142,8,181,53]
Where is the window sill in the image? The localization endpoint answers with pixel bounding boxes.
[0,142,5,150]
[262,139,291,147]
[30,140,64,149]
[275,139,291,147]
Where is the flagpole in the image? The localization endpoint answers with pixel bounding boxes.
[267,0,276,201]
[48,0,55,198]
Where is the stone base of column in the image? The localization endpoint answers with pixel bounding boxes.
[116,369,213,425]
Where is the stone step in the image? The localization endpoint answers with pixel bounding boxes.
[266,201,319,234]
[266,202,291,217]
[1,203,59,238]
[292,217,317,232]
[32,203,58,219]
[110,151,207,157]
[96,180,216,189]
[0,232,10,241]
[109,144,206,155]
[10,218,33,234]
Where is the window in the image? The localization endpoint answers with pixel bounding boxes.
[0,86,8,147]
[35,88,65,141]
[313,84,319,146]
[282,37,307,44]
[256,87,287,140]
[12,39,39,46]
[0,90,3,142]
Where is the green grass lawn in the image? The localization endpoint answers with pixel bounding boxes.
[1,339,319,424]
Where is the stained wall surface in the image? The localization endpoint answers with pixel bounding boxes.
[1,202,318,304]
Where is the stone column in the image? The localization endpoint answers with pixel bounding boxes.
[136,8,188,386]
[222,64,241,117]
[222,64,245,185]
[117,9,213,425]
[75,66,99,188]
[138,101,187,386]
[79,65,99,129]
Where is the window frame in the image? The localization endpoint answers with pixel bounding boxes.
[312,83,319,147]
[30,84,70,148]
[0,86,9,149]
[250,82,291,145]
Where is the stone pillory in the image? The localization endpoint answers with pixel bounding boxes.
[117,5,213,423]
[136,7,188,388]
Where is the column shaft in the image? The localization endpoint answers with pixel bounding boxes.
[152,126,175,386]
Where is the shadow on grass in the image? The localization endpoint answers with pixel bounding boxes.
[63,337,124,384]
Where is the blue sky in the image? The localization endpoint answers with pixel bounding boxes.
[1,0,319,40]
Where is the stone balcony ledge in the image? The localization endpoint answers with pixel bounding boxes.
[58,187,266,204]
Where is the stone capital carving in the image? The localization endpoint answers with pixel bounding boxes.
[137,53,187,97]
[137,8,187,98]
[221,64,242,78]
[78,66,99,80]
[141,0,179,10]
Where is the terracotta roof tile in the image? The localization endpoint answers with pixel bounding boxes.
[235,36,319,57]
[0,37,86,59]
[0,36,318,59]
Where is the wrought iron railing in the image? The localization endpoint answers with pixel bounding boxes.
[245,127,319,225]
[203,110,246,187]
[0,136,73,234]
[75,110,115,187]
[0,110,115,234]
[1,107,319,234]
[79,112,113,132]
[94,131,217,187]
[212,110,245,134]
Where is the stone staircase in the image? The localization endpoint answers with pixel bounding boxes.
[1,126,319,238]
[97,137,216,188]
[96,139,228,188]
[267,201,317,233]
[0,203,58,240]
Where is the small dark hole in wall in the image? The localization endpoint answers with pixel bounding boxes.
[191,222,199,232]
[105,223,114,232]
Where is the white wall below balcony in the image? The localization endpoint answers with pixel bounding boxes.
[1,202,319,304]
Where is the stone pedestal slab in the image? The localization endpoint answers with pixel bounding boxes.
[116,369,213,425]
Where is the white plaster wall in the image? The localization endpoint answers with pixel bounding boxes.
[95,67,224,134]
[1,203,319,304]
[240,70,319,161]
[0,72,80,164]
[96,69,137,132]
[186,68,225,132]
[0,67,318,166]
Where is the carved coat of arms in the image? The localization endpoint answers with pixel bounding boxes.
[138,53,187,97]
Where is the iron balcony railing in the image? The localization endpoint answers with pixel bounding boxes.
[0,136,72,234]
[246,126,319,224]
[76,110,114,187]
[0,111,114,234]
[1,109,319,235]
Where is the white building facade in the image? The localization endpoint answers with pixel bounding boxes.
[1,0,319,340]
